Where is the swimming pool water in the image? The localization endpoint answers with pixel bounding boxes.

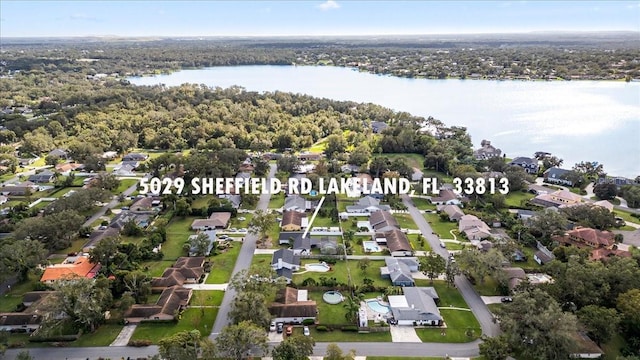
[366,300,390,314]
[363,241,381,252]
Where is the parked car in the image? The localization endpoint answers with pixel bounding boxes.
[303,326,310,336]
[269,321,277,332]
[276,322,284,334]
[285,325,293,336]
[439,242,446,248]
[501,297,513,303]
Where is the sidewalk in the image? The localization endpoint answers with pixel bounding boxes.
[110,324,137,346]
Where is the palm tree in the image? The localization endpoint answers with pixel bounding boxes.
[343,295,361,324]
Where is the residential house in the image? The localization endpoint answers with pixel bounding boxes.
[1,182,38,196]
[593,200,614,212]
[40,255,101,283]
[102,151,118,159]
[473,140,502,160]
[515,209,536,222]
[509,157,539,174]
[477,240,494,252]
[553,226,630,261]
[0,195,7,205]
[411,168,424,181]
[113,164,136,176]
[346,196,391,214]
[268,287,317,324]
[271,249,301,283]
[187,233,215,257]
[297,153,323,162]
[383,229,413,257]
[125,286,192,323]
[47,148,68,159]
[531,189,583,208]
[388,287,442,326]
[28,170,55,183]
[284,195,314,212]
[150,257,206,292]
[219,194,241,209]
[55,162,83,175]
[281,210,308,231]
[21,291,55,307]
[503,267,526,292]
[512,249,527,262]
[458,215,492,240]
[429,189,462,206]
[0,313,43,333]
[110,211,152,230]
[437,204,465,222]
[380,257,419,286]
[279,231,304,246]
[288,235,338,256]
[369,211,399,232]
[569,332,604,359]
[190,212,232,230]
[122,152,148,161]
[534,241,556,265]
[371,121,389,134]
[130,196,161,212]
[18,157,39,166]
[341,164,360,174]
[543,168,574,186]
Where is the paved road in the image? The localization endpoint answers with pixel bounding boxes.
[209,164,277,338]
[402,194,500,338]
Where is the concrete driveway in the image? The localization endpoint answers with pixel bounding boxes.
[389,325,422,342]
[267,331,284,343]
[481,296,506,305]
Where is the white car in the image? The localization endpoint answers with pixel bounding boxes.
[269,321,277,332]
[303,326,310,336]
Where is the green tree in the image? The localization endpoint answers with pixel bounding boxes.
[271,334,316,360]
[479,335,511,360]
[445,260,461,287]
[175,198,192,217]
[94,172,121,191]
[357,257,371,273]
[248,209,276,240]
[89,236,120,271]
[324,134,347,160]
[123,271,152,304]
[189,233,211,256]
[577,305,621,344]
[342,295,361,324]
[214,321,268,360]
[324,343,356,360]
[500,288,578,360]
[228,291,271,329]
[277,155,301,174]
[158,330,203,360]
[0,239,47,281]
[527,209,568,242]
[420,252,446,283]
[593,182,618,200]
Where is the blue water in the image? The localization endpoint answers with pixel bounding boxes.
[128,66,640,177]
[367,300,391,314]
[363,241,381,252]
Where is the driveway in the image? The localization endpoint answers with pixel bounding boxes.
[389,325,422,342]
[109,324,137,346]
[267,331,284,343]
[481,296,505,305]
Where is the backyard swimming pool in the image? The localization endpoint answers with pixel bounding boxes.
[363,241,381,252]
[305,262,330,272]
[323,291,344,304]
[366,299,391,314]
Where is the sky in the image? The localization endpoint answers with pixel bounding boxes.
[1,1,639,37]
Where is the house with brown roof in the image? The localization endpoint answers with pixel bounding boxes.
[281,210,308,231]
[151,257,206,292]
[55,162,84,175]
[531,189,583,208]
[437,204,465,222]
[554,226,630,261]
[0,313,43,332]
[383,229,413,257]
[458,215,492,240]
[502,267,527,292]
[125,286,192,323]
[191,212,231,230]
[268,287,317,324]
[369,210,399,232]
[40,256,101,283]
[297,152,323,162]
[473,140,502,160]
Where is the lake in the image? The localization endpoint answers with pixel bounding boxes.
[128,65,640,178]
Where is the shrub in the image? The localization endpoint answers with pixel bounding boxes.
[302,318,315,326]
[316,325,328,332]
[128,339,152,347]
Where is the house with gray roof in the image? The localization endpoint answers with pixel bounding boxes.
[473,140,502,160]
[380,257,419,286]
[284,195,314,212]
[28,170,55,183]
[388,287,442,326]
[346,196,391,214]
[437,204,465,222]
[271,249,300,283]
[371,121,389,134]
[369,210,399,232]
[509,157,539,174]
[543,167,574,186]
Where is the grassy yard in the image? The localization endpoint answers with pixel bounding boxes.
[230,213,253,228]
[424,213,458,239]
[251,254,274,272]
[190,290,224,307]
[471,276,503,296]
[0,294,24,312]
[410,197,437,210]
[141,260,176,277]
[205,245,241,284]
[113,179,139,195]
[504,190,535,208]
[293,259,390,289]
[130,308,217,343]
[380,153,424,170]
[72,324,124,347]
[164,216,197,260]
[305,137,328,153]
[415,309,481,343]
[311,215,340,228]
[54,236,89,255]
[394,213,418,230]
[408,234,432,252]
[613,209,640,226]
[413,280,470,308]
[269,193,285,209]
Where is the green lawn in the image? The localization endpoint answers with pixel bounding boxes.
[251,254,273,272]
[394,213,418,230]
[380,153,424,170]
[471,276,502,296]
[408,234,432,252]
[410,197,437,210]
[191,195,213,209]
[413,280,470,308]
[443,242,465,250]
[293,259,390,288]
[311,215,340,228]
[424,213,459,239]
[269,193,285,209]
[0,294,23,312]
[114,179,139,195]
[190,290,224,307]
[141,260,176,277]
[305,137,329,153]
[613,209,640,226]
[130,308,217,343]
[415,309,481,343]
[205,245,241,284]
[164,216,197,260]
[504,190,535,208]
[72,324,123,347]
[230,213,253,228]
